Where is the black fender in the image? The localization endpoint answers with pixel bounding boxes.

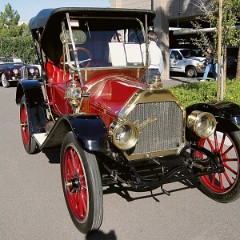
[186,101,240,140]
[41,114,108,153]
[186,101,240,128]
[16,80,47,134]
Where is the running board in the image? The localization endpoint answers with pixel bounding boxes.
[33,133,48,146]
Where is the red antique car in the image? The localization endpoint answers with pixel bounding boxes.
[16,7,240,234]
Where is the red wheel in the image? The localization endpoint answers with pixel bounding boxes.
[20,103,30,146]
[196,125,240,202]
[20,96,39,154]
[61,132,103,233]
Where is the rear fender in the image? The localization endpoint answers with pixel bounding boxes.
[16,80,46,134]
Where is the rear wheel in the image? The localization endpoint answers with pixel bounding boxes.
[185,66,197,78]
[1,74,10,88]
[61,132,103,234]
[20,96,39,154]
[196,125,240,202]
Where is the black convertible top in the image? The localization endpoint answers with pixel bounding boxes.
[29,7,155,31]
[30,7,155,62]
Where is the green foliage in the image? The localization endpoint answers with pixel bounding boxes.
[0,3,36,63]
[191,0,240,52]
[168,80,240,107]
[0,3,20,37]
[211,0,240,49]
[0,36,35,64]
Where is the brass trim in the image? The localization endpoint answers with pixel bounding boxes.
[116,88,186,161]
[119,88,185,118]
[125,143,186,161]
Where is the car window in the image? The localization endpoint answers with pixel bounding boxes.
[170,51,181,60]
[62,18,146,68]
[180,49,203,58]
[180,50,194,58]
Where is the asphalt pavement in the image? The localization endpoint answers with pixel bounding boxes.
[1,84,240,240]
[162,75,201,88]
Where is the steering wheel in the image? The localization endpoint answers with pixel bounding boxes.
[60,47,92,68]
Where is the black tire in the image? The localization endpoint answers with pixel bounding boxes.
[196,124,240,203]
[20,96,39,154]
[185,66,197,78]
[1,74,10,88]
[60,132,103,234]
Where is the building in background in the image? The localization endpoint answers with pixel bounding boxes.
[110,0,211,79]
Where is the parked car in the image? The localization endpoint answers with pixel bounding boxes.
[170,48,206,77]
[16,7,240,234]
[0,57,40,88]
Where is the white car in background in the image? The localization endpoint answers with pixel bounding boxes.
[170,48,206,77]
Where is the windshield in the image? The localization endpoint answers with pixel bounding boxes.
[180,49,203,58]
[62,18,146,69]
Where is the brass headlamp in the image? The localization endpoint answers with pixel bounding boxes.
[187,110,217,138]
[109,120,139,150]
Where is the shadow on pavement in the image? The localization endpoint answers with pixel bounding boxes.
[86,230,117,240]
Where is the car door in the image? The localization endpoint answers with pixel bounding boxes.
[169,50,185,73]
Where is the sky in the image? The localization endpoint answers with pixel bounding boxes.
[0,0,110,22]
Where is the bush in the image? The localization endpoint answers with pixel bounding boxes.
[0,36,36,64]
[168,80,240,107]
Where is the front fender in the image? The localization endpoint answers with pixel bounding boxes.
[41,115,108,153]
[186,101,240,128]
[71,115,108,152]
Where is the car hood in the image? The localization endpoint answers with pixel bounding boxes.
[85,74,146,126]
[187,56,206,62]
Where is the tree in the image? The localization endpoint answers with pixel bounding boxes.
[191,0,240,95]
[237,48,240,80]
[235,1,240,80]
[0,3,21,37]
[0,3,36,63]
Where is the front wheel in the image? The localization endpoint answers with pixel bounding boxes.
[60,132,103,234]
[196,125,240,202]
[185,66,197,78]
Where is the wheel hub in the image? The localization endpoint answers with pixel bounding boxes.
[21,123,27,131]
[66,177,81,192]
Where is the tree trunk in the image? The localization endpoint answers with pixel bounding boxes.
[236,47,240,80]
[223,48,227,95]
[217,0,223,101]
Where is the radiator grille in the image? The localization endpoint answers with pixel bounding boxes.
[126,101,184,156]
